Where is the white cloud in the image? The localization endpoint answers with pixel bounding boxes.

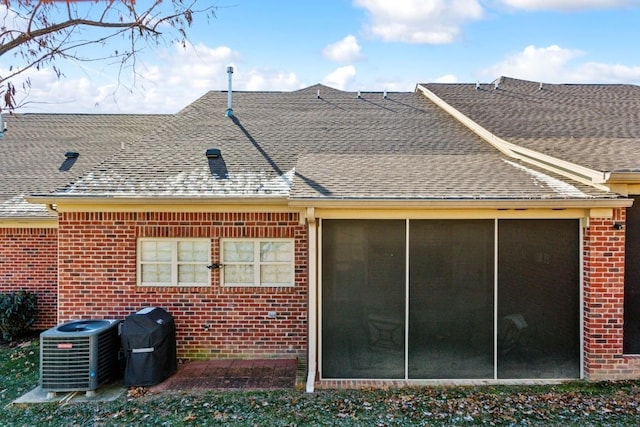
[354,0,484,44]
[322,35,364,62]
[481,44,640,84]
[5,42,305,114]
[370,78,416,91]
[433,74,458,83]
[244,70,303,91]
[323,66,357,90]
[570,62,640,83]
[499,0,635,11]
[481,45,584,82]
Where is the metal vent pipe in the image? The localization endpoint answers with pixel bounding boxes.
[226,66,234,117]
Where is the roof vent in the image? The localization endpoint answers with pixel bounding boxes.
[206,148,221,159]
[357,91,361,99]
[65,151,79,159]
[383,90,387,99]
[226,66,234,117]
[317,89,320,99]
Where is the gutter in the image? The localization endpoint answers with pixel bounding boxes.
[25,195,633,214]
[26,195,289,204]
[415,85,611,190]
[607,172,640,184]
[25,195,292,211]
[288,198,633,210]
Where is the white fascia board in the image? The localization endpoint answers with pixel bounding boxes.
[24,195,294,213]
[288,198,633,210]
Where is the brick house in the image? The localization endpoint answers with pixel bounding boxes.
[0,114,167,329]
[2,78,639,391]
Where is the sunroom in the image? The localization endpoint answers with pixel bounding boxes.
[319,217,580,381]
[292,152,631,387]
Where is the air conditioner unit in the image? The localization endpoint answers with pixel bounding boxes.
[40,319,121,397]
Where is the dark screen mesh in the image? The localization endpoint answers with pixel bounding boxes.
[624,196,640,353]
[321,220,406,379]
[409,220,494,379]
[497,219,580,379]
[321,218,580,380]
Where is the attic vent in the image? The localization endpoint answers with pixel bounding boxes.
[206,148,221,159]
[65,151,79,159]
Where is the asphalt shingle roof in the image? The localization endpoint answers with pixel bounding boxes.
[293,153,605,200]
[52,84,619,203]
[3,84,624,217]
[423,77,640,173]
[0,114,169,218]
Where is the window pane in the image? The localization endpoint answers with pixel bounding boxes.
[178,264,209,284]
[223,241,254,262]
[141,241,171,262]
[322,220,406,379]
[178,240,209,262]
[409,220,494,379]
[498,219,579,379]
[224,264,254,285]
[141,263,171,283]
[261,264,292,284]
[260,242,292,262]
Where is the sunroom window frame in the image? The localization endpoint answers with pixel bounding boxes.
[221,238,295,287]
[137,237,211,287]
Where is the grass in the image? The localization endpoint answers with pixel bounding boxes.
[2,339,640,426]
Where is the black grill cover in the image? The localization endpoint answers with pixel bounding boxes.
[121,307,177,386]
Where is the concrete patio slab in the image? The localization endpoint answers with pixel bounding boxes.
[12,380,125,405]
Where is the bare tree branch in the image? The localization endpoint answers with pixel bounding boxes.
[0,0,216,110]
[0,18,162,57]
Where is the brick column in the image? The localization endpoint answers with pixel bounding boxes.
[583,212,638,380]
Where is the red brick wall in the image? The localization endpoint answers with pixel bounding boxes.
[584,210,640,379]
[57,211,308,361]
[0,227,58,330]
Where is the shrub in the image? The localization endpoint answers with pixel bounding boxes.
[0,291,38,342]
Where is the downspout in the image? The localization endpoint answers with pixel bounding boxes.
[305,207,317,393]
[46,204,58,215]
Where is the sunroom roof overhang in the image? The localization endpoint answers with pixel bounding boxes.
[288,197,633,210]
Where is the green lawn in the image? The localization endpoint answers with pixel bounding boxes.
[3,339,640,426]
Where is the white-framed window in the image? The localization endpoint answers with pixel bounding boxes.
[221,238,295,287]
[138,238,211,287]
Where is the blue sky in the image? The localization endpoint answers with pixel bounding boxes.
[3,0,640,114]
